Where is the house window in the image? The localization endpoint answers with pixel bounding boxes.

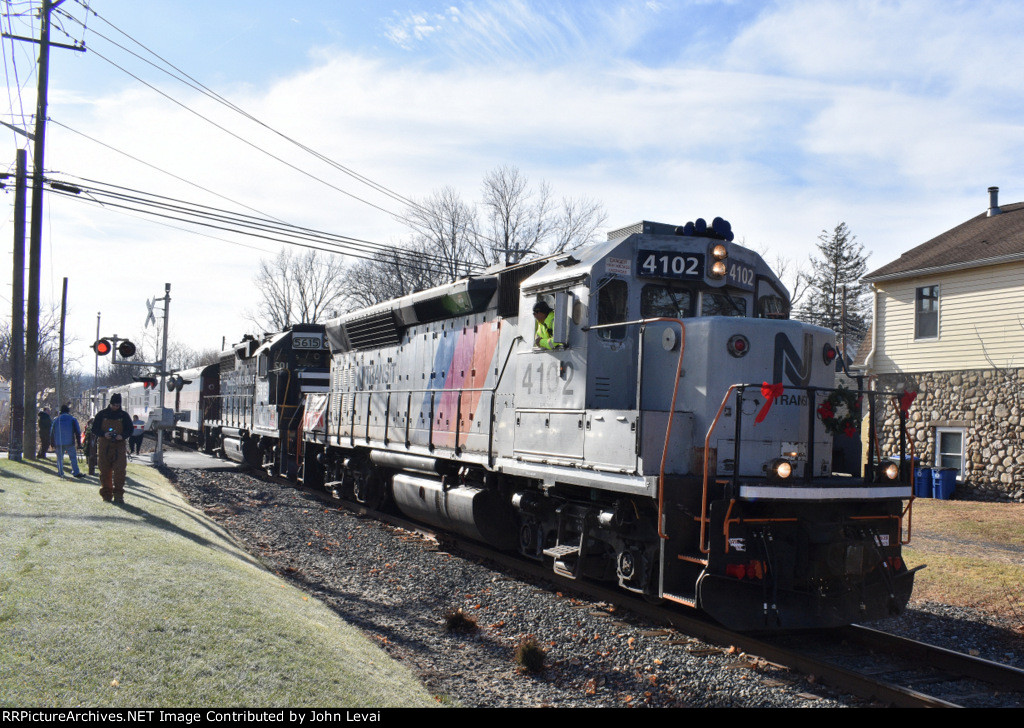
[915,285,939,339]
[935,427,965,480]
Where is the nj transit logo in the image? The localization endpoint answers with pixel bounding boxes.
[772,332,813,386]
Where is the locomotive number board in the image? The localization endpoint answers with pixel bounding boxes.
[292,335,324,350]
[637,250,705,280]
[636,249,757,291]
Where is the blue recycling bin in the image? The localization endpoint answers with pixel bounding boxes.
[914,467,934,498]
[932,468,956,499]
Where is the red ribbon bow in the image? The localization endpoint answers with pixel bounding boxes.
[755,382,785,424]
[899,390,917,416]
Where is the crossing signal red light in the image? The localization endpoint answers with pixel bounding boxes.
[92,339,112,356]
[118,340,136,358]
[133,375,157,389]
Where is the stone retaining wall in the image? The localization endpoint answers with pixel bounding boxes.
[873,369,1024,502]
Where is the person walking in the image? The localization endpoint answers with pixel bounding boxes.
[50,405,84,479]
[91,393,134,503]
[37,408,52,458]
[129,414,145,456]
[84,417,98,475]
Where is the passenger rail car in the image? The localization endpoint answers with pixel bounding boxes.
[300,218,917,630]
[202,323,329,478]
[107,380,157,427]
[163,363,219,447]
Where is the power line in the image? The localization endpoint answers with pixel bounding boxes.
[52,173,480,269]
[50,117,291,224]
[61,3,423,213]
[54,1,492,254]
[44,173,485,273]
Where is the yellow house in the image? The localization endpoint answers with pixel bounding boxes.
[860,187,1024,502]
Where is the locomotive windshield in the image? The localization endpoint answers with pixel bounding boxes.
[641,283,694,318]
[701,290,747,317]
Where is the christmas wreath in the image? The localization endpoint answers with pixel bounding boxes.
[816,386,862,438]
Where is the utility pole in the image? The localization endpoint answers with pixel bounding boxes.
[11,0,83,457]
[57,276,67,406]
[93,312,100,415]
[9,148,26,460]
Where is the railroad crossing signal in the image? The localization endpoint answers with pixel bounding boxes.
[133,375,157,389]
[117,340,136,358]
[92,339,112,356]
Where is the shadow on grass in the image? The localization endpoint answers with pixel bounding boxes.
[107,500,261,570]
[2,458,58,479]
[0,469,264,572]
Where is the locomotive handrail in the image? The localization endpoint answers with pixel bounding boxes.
[585,317,687,542]
[702,384,742,554]
[700,383,916,554]
[329,334,524,467]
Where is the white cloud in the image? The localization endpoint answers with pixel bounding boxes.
[33,1,1024,368]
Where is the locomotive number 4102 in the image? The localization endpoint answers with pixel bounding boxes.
[637,250,704,280]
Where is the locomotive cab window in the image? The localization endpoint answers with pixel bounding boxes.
[597,278,628,339]
[531,290,574,350]
[641,283,694,319]
[756,280,789,319]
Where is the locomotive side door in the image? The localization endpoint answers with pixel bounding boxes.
[514,287,587,462]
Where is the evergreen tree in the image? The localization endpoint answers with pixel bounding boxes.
[798,222,870,353]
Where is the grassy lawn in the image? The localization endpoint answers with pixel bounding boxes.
[0,458,438,708]
[903,498,1024,621]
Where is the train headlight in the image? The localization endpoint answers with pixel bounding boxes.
[767,457,793,482]
[708,241,728,279]
[882,461,900,481]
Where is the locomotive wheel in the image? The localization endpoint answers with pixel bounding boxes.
[351,460,388,510]
[302,447,325,489]
[242,437,261,468]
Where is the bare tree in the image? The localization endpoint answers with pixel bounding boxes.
[551,194,608,253]
[341,239,451,310]
[247,248,348,331]
[0,304,83,412]
[477,166,607,265]
[477,165,554,265]
[770,252,810,312]
[404,187,479,281]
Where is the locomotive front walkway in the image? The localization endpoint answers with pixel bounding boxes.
[0,456,438,709]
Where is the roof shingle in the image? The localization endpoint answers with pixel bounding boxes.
[864,200,1024,281]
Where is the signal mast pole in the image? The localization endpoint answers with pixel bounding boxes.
[154,284,171,467]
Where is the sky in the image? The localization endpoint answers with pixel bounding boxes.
[3,0,1024,376]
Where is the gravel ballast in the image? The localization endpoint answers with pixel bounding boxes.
[164,466,1023,708]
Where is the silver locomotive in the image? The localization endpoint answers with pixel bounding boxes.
[300,219,917,630]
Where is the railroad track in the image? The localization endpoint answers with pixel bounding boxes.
[165,451,1024,708]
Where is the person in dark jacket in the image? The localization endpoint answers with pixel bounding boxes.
[129,414,145,455]
[37,408,52,458]
[50,404,84,478]
[91,393,134,503]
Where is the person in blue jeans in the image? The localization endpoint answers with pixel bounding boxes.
[50,404,85,479]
